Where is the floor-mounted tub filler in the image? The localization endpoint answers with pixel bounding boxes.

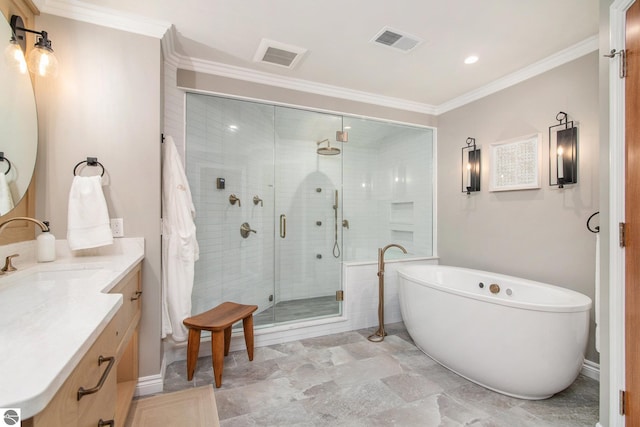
[397,264,592,400]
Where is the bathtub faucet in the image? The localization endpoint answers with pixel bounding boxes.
[369,243,408,343]
[377,243,408,277]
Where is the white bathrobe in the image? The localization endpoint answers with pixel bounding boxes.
[161,136,199,342]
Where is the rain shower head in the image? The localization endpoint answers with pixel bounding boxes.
[317,139,341,155]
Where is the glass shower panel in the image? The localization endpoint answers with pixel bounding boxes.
[272,106,344,322]
[341,117,434,261]
[186,94,276,321]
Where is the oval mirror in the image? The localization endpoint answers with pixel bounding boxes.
[0,13,38,216]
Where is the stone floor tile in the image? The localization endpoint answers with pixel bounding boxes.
[327,354,403,387]
[361,395,450,426]
[305,345,357,367]
[163,322,599,427]
[301,379,406,421]
[382,372,444,402]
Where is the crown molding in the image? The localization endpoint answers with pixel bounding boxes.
[435,35,599,115]
[38,0,170,38]
[180,56,440,115]
[161,26,181,68]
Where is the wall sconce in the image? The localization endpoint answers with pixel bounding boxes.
[4,15,58,77]
[548,112,577,188]
[461,137,481,194]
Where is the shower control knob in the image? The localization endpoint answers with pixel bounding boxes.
[240,222,257,238]
[229,194,241,207]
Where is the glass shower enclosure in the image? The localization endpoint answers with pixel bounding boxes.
[186,94,345,328]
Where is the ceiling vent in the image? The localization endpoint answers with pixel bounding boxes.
[253,39,307,69]
[371,26,423,52]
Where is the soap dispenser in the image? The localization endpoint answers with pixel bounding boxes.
[37,221,56,262]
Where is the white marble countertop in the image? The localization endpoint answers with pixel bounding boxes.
[0,237,144,418]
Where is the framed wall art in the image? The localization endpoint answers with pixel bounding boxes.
[489,133,541,192]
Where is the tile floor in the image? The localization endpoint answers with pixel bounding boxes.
[162,322,599,426]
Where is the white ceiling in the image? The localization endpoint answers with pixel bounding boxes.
[34,0,600,113]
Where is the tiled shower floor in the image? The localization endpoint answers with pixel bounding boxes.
[162,322,599,426]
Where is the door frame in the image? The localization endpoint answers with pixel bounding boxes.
[610,0,635,426]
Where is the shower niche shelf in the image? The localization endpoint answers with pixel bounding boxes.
[389,201,414,225]
[388,223,414,232]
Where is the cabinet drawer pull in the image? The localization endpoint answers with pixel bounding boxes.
[130,290,143,301]
[98,419,114,427]
[77,355,115,401]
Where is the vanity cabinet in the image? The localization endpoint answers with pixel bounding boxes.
[23,263,142,427]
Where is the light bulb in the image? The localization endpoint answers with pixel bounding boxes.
[27,45,59,77]
[4,39,27,74]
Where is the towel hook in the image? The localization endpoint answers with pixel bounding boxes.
[587,211,600,233]
[0,153,12,175]
[73,157,105,177]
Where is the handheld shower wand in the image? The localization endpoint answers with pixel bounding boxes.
[332,190,340,258]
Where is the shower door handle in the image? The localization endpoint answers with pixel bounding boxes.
[280,214,286,238]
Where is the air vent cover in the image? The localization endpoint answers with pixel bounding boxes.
[371,27,423,52]
[253,39,307,68]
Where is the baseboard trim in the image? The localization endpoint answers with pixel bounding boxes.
[135,357,166,397]
[581,359,600,382]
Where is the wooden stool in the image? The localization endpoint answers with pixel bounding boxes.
[183,302,258,388]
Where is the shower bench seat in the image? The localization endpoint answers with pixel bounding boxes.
[183,302,258,387]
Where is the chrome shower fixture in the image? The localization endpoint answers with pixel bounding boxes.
[317,139,341,155]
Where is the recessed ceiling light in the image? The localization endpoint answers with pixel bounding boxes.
[464,55,479,65]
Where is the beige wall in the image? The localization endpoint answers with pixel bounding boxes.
[437,52,600,363]
[33,14,162,378]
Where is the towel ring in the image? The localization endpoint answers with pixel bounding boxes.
[587,211,600,233]
[73,157,105,177]
[0,154,12,176]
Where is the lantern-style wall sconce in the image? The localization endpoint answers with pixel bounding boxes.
[461,137,481,194]
[548,112,577,188]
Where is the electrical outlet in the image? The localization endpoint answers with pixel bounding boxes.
[110,218,124,237]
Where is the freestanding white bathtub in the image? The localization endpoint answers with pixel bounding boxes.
[397,265,592,400]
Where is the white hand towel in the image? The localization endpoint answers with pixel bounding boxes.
[67,175,113,250]
[0,172,14,214]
